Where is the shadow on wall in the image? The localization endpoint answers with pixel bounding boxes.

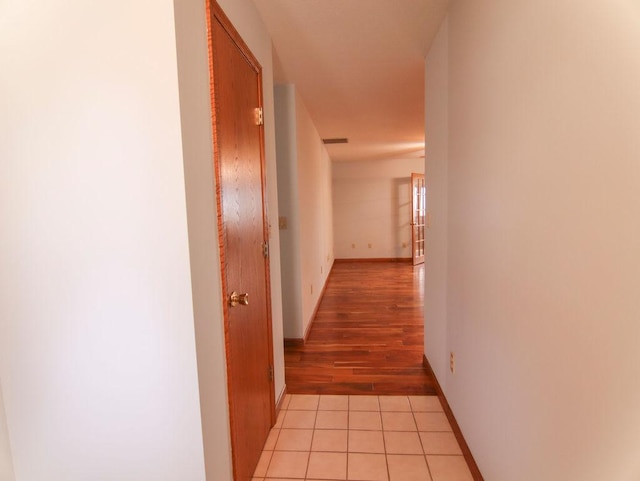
[392,176,412,259]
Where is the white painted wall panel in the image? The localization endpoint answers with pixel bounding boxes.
[274,85,334,338]
[173,1,233,479]
[423,18,449,384]
[295,90,334,335]
[0,1,206,480]
[425,2,640,480]
[333,159,424,259]
[275,85,304,338]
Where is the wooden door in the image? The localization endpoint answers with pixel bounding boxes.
[207,3,275,481]
[411,173,426,266]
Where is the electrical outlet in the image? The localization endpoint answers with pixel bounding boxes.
[351,243,356,249]
[368,243,372,248]
[450,352,455,374]
[402,242,407,248]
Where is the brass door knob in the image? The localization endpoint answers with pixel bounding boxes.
[229,291,249,307]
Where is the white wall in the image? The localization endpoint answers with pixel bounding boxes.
[1,1,286,480]
[295,89,334,335]
[274,85,304,338]
[423,17,449,382]
[424,2,640,480]
[173,1,232,480]
[333,159,424,259]
[217,0,286,403]
[274,85,334,338]
[0,1,206,480]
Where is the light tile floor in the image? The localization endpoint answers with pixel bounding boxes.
[252,394,474,481]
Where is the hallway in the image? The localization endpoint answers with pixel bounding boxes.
[254,262,480,479]
[284,261,436,395]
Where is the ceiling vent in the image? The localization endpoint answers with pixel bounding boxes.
[322,138,349,144]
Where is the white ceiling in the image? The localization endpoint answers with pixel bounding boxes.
[252,0,449,162]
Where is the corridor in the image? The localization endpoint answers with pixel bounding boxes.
[252,262,475,480]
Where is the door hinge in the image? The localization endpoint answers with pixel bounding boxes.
[262,241,269,258]
[255,107,264,126]
[268,365,274,382]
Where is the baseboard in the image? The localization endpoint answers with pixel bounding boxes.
[423,355,485,481]
[282,311,320,347]
[334,257,412,263]
[275,384,288,417]
[283,338,304,348]
[283,261,335,347]
[303,316,315,342]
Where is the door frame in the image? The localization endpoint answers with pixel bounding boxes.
[410,173,426,266]
[206,0,276,475]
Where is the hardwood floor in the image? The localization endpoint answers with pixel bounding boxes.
[284,260,437,395]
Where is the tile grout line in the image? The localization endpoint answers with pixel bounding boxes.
[307,401,317,480]
[305,400,319,480]
[261,407,286,479]
[345,394,350,481]
[412,403,435,481]
[382,395,391,481]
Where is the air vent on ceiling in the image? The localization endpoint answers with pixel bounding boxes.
[322,138,349,144]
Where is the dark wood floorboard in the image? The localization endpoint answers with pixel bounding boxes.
[285,261,437,395]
